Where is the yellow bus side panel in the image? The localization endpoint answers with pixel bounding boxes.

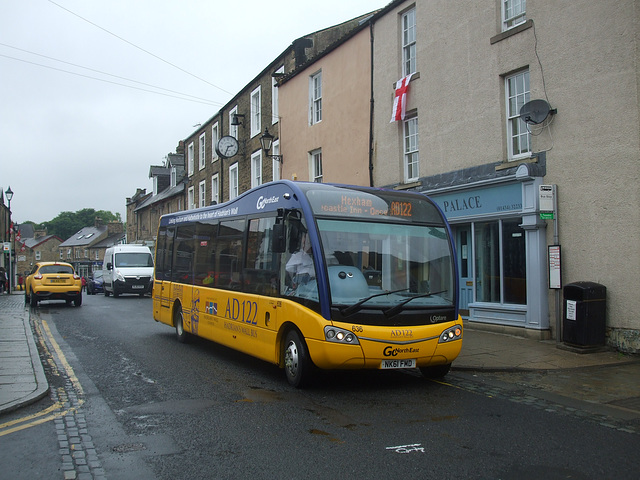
[154,282,462,372]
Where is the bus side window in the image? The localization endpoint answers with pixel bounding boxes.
[160,227,175,281]
[217,219,245,291]
[173,225,195,285]
[245,217,280,295]
[194,220,218,286]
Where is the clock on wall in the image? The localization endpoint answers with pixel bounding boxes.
[215,135,239,158]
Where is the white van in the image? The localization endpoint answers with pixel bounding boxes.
[103,245,154,297]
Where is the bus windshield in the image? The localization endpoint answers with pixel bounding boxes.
[318,218,454,311]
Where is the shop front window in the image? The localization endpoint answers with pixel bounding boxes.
[474,219,526,305]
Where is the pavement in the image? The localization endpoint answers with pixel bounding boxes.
[1,290,638,415]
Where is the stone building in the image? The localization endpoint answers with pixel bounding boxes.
[127,151,186,246]
[15,228,63,280]
[59,219,125,277]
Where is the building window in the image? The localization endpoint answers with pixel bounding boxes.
[272,139,281,181]
[67,248,72,259]
[212,122,219,161]
[310,71,322,125]
[95,251,99,260]
[250,86,261,138]
[404,116,419,182]
[60,250,64,259]
[211,174,219,205]
[199,180,206,208]
[35,250,41,261]
[188,142,195,176]
[474,219,526,305]
[502,0,526,31]
[505,70,530,160]
[272,65,284,124]
[84,249,89,258]
[188,186,195,210]
[229,106,239,139]
[171,167,177,188]
[229,162,239,199]
[199,133,206,170]
[310,149,323,183]
[251,150,263,188]
[402,7,417,76]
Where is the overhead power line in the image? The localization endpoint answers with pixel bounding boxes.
[0,42,222,106]
[0,53,222,106]
[48,0,234,96]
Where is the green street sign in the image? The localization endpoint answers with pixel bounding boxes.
[540,212,554,220]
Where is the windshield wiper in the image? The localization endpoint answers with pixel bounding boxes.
[383,289,449,319]
[339,288,410,317]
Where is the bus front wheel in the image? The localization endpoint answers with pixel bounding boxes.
[174,305,189,343]
[283,329,311,388]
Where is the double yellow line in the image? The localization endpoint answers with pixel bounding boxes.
[0,318,84,437]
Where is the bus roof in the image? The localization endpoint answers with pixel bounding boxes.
[159,180,446,227]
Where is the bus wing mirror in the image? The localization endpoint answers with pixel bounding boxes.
[106,263,113,271]
[272,223,286,253]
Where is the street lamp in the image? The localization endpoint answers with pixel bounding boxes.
[5,186,13,294]
[259,128,283,163]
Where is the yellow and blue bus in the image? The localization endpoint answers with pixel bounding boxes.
[153,181,462,387]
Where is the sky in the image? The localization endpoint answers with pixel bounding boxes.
[1,0,387,225]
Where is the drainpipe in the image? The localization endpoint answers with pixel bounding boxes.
[368,20,375,188]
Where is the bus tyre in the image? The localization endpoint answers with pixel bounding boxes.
[174,305,189,343]
[420,364,451,379]
[283,329,311,388]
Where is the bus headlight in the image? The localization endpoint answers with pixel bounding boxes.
[439,325,462,343]
[324,326,360,345]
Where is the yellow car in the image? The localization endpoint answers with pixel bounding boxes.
[25,261,82,307]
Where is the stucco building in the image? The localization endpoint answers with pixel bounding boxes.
[369,0,640,351]
[181,13,376,210]
[278,18,374,185]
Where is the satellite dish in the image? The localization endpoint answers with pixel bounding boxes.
[519,99,554,125]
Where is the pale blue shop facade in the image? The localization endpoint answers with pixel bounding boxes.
[398,159,550,335]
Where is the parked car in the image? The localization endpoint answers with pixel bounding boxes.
[25,261,82,307]
[87,270,104,295]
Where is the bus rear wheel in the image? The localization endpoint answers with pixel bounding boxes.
[283,329,311,388]
[420,364,451,379]
[174,305,189,343]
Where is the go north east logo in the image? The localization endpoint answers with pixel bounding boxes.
[205,302,217,315]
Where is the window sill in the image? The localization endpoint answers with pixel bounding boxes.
[490,19,533,45]
[394,181,421,190]
[391,71,420,88]
[495,155,538,171]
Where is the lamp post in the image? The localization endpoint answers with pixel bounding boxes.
[260,128,283,163]
[5,186,13,294]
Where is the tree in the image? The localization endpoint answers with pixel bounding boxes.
[41,209,120,241]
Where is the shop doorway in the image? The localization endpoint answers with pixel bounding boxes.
[455,225,473,316]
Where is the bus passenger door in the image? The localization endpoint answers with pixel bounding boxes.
[154,226,175,325]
